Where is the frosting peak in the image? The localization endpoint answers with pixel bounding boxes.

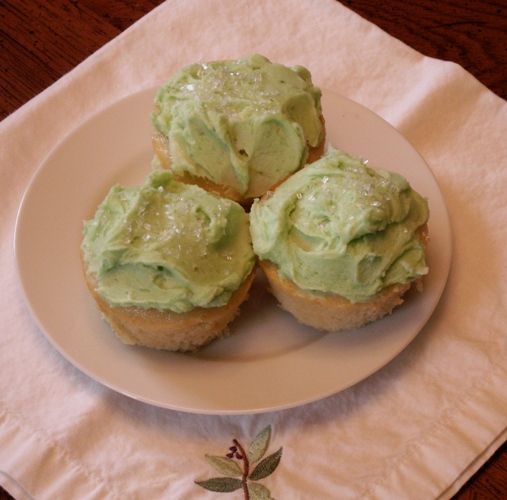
[151,54,323,198]
[249,147,429,302]
[82,169,255,313]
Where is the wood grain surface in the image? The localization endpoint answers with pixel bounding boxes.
[1,1,506,498]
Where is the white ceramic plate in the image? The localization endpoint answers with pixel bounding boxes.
[15,88,451,414]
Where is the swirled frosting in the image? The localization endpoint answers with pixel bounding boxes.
[249,147,429,302]
[82,169,255,313]
[151,54,323,198]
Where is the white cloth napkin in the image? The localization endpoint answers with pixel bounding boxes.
[1,0,506,498]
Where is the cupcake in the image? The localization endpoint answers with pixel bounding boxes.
[150,54,325,205]
[249,147,430,331]
[81,169,256,351]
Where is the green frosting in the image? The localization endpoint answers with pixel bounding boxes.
[151,54,323,198]
[249,147,429,302]
[82,169,255,313]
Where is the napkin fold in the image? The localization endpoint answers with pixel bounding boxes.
[1,0,506,498]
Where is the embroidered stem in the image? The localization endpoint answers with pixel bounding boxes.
[233,438,250,500]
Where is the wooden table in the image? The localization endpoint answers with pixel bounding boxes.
[1,1,506,498]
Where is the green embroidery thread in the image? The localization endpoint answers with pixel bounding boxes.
[195,425,283,499]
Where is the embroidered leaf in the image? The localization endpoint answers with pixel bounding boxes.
[248,482,274,499]
[195,477,243,492]
[247,425,272,464]
[249,447,283,481]
[205,455,243,477]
